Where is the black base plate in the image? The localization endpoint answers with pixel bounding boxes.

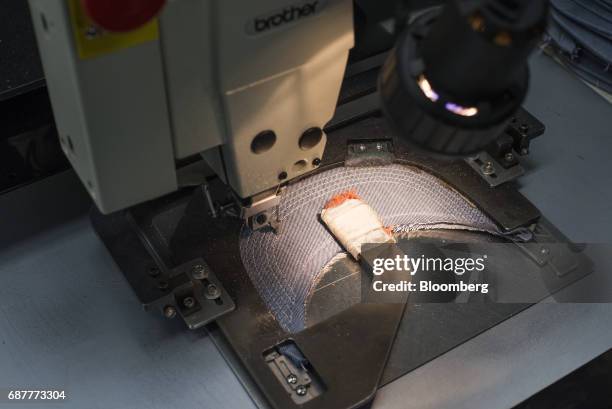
[91,112,584,409]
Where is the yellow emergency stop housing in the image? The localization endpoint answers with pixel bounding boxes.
[68,0,159,59]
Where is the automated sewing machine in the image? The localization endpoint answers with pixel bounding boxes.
[26,1,596,408]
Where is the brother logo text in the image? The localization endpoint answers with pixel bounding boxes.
[253,1,320,34]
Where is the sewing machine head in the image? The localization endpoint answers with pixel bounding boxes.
[28,0,354,220]
[28,0,547,231]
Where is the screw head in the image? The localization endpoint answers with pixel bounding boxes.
[85,26,99,39]
[312,158,321,167]
[359,144,367,152]
[540,247,550,256]
[504,152,515,162]
[205,283,221,300]
[255,213,268,225]
[481,161,495,176]
[163,305,176,319]
[278,171,288,181]
[191,264,207,280]
[183,296,196,309]
[286,374,298,385]
[296,385,308,396]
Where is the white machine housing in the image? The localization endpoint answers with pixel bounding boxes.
[28,0,354,213]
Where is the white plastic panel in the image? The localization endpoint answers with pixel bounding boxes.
[159,0,225,159]
[29,0,177,213]
[211,0,354,197]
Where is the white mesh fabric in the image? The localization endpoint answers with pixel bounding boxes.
[239,164,504,333]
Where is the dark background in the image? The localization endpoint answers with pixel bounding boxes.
[0,0,44,101]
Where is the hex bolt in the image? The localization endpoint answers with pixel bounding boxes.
[296,385,308,396]
[183,297,196,309]
[163,305,176,319]
[286,374,298,385]
[157,280,169,290]
[540,247,550,256]
[376,142,383,151]
[205,283,221,300]
[191,264,207,280]
[481,161,495,176]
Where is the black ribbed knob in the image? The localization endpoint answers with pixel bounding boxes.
[379,2,546,157]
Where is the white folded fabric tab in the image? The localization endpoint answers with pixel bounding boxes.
[320,192,395,259]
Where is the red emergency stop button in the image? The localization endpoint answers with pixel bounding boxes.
[81,0,166,32]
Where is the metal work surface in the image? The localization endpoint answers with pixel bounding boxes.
[0,53,611,409]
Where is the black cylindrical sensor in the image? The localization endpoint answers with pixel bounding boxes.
[379,0,549,157]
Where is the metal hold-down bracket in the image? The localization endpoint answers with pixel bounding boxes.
[466,108,545,186]
[466,150,525,187]
[264,342,324,404]
[160,258,235,329]
[241,190,283,231]
[346,139,394,167]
